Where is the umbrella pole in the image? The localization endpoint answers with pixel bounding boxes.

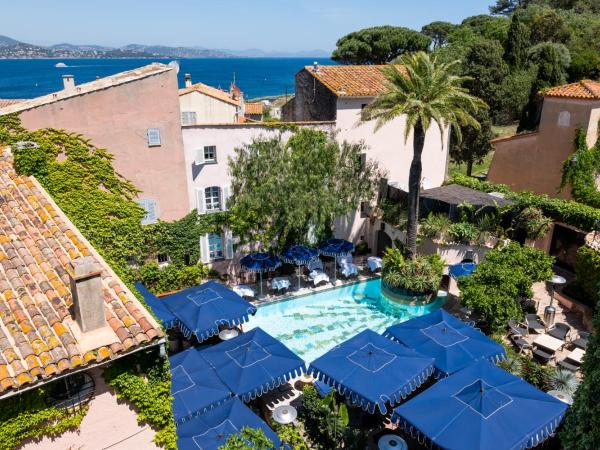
[260,272,263,297]
[334,255,337,284]
[297,265,301,290]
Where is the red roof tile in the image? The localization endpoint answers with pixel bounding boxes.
[179,82,240,106]
[545,80,600,100]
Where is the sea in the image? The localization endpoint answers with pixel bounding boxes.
[0,57,335,100]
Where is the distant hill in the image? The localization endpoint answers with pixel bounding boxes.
[0,34,329,59]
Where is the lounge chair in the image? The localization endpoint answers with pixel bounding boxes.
[508,319,528,337]
[232,284,256,298]
[509,334,532,353]
[572,331,589,350]
[307,259,330,286]
[525,314,546,333]
[532,347,554,364]
[338,254,358,278]
[547,322,571,341]
[367,256,382,272]
[558,358,580,372]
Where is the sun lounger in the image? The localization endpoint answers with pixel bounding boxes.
[510,334,532,353]
[508,319,528,337]
[232,284,256,298]
[307,260,330,286]
[525,314,546,333]
[532,347,554,364]
[367,256,382,272]
[547,322,571,341]
[338,254,359,278]
[558,359,580,372]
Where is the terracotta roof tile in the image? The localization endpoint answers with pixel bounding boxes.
[0,148,163,396]
[545,80,600,100]
[305,64,406,97]
[244,102,263,116]
[179,82,241,106]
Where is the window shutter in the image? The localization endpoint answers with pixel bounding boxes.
[200,234,210,264]
[196,189,206,214]
[139,199,158,225]
[147,128,161,146]
[222,186,230,211]
[224,229,234,259]
[195,148,205,165]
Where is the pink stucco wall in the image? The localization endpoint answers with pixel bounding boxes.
[17,69,189,221]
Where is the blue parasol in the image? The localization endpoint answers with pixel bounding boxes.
[281,245,319,289]
[318,238,354,283]
[449,262,477,279]
[240,252,282,296]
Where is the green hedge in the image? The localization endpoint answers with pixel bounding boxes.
[573,245,600,307]
[451,175,600,231]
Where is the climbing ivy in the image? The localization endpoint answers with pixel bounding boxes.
[0,386,87,450]
[561,127,600,209]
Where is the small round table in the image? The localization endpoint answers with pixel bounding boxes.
[272,405,297,425]
[378,434,408,450]
[547,390,573,405]
[218,329,239,341]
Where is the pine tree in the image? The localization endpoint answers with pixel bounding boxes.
[504,10,530,68]
[560,297,600,449]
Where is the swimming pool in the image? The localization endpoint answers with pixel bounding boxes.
[245,278,446,363]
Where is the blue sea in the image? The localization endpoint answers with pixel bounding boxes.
[0,57,335,100]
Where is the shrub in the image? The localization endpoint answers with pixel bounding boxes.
[448,222,479,243]
[459,242,554,332]
[513,206,553,241]
[573,245,600,306]
[382,247,444,294]
[137,262,211,295]
[420,213,451,240]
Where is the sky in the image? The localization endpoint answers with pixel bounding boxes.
[0,0,491,52]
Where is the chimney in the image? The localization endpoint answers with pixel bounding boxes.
[62,74,75,92]
[313,61,319,73]
[184,73,192,88]
[69,256,106,333]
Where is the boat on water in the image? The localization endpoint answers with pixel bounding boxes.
[55,62,67,68]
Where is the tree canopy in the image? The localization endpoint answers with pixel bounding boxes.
[227,128,384,250]
[421,21,456,49]
[331,26,431,64]
[450,109,494,176]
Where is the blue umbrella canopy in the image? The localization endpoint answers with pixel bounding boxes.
[449,262,477,279]
[317,238,354,257]
[308,329,435,414]
[176,397,282,450]
[392,361,568,450]
[384,310,506,377]
[240,252,282,273]
[281,245,319,265]
[199,327,305,401]
[134,282,177,329]
[169,348,233,423]
[163,280,257,341]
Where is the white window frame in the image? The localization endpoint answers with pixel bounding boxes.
[157,253,170,267]
[204,186,222,212]
[207,233,224,260]
[181,111,197,126]
[203,145,217,163]
[147,128,161,147]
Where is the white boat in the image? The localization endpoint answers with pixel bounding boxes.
[55,62,67,68]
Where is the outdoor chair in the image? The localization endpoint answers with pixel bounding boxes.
[525,314,546,333]
[571,331,589,350]
[509,334,532,354]
[338,254,359,278]
[547,322,571,341]
[508,319,528,337]
[307,259,330,286]
[532,347,554,365]
[558,358,580,372]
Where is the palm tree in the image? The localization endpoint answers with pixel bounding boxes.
[364,51,487,258]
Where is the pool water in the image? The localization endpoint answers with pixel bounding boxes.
[245,279,446,363]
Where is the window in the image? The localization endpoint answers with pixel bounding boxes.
[204,146,217,162]
[181,111,197,125]
[138,199,158,225]
[204,186,222,212]
[208,233,224,260]
[558,111,571,127]
[147,128,161,146]
[157,253,170,266]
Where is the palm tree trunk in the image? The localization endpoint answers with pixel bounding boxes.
[407,121,425,260]
[466,159,474,177]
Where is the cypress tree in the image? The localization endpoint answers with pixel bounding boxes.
[504,10,530,68]
[560,296,600,449]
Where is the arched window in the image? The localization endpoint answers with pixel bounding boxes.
[204,186,221,212]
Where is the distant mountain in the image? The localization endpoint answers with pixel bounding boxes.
[0,34,329,60]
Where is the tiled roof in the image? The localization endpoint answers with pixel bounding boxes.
[0,63,172,115]
[0,149,162,394]
[545,80,600,100]
[244,102,263,116]
[0,99,23,109]
[179,82,240,106]
[304,64,405,97]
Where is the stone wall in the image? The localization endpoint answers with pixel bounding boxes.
[290,69,337,122]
